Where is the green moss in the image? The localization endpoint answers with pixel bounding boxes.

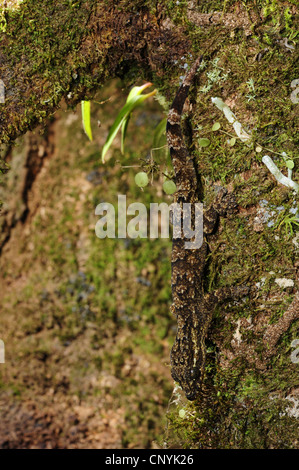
[0,0,107,143]
[1,0,298,450]
[161,0,298,449]
[165,346,298,448]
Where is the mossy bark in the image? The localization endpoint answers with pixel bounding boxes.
[0,0,298,449]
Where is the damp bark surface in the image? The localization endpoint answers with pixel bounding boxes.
[0,0,298,449]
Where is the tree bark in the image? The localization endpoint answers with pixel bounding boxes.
[0,0,298,449]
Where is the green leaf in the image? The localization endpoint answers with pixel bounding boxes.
[229,137,236,146]
[163,180,177,195]
[212,122,221,131]
[121,115,130,155]
[286,160,294,170]
[198,138,210,147]
[121,83,153,154]
[135,172,149,188]
[153,118,167,149]
[81,100,93,141]
[102,84,156,162]
[126,82,153,101]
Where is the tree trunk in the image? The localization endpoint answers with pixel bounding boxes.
[0,0,298,449]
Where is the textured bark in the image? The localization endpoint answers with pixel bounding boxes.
[0,0,298,449]
[0,0,193,144]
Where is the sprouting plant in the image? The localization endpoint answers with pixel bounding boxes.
[199,58,229,94]
[81,83,157,162]
[276,213,299,238]
[245,78,256,102]
[80,86,176,194]
[152,117,167,150]
[132,144,176,194]
[81,100,93,141]
[42,84,64,105]
[281,151,295,179]
[246,78,255,90]
[101,83,156,162]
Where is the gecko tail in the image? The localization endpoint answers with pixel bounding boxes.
[166,56,202,197]
[167,56,203,123]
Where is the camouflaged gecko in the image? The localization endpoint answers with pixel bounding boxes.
[167,57,248,400]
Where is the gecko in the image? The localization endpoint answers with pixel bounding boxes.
[166,56,248,400]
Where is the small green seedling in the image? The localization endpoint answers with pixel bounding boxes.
[81,84,157,161]
[163,179,177,195]
[81,100,93,141]
[212,122,221,131]
[198,138,210,148]
[135,171,149,188]
[152,118,167,150]
[277,213,299,237]
[102,83,156,162]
